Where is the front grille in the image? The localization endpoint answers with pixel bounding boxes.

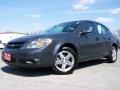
[4,58,16,63]
[6,42,25,49]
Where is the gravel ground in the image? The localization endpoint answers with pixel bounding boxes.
[0,50,120,90]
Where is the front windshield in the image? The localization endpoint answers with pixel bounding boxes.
[44,21,79,33]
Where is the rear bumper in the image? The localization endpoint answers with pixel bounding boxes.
[1,48,56,67]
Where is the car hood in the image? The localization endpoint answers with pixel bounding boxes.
[8,32,69,43]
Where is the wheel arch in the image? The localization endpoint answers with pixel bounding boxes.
[53,43,78,56]
[112,43,118,51]
[59,43,78,54]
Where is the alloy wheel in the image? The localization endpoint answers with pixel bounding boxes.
[112,47,117,61]
[55,51,75,72]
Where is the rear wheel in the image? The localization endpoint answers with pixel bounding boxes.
[107,46,117,63]
[53,47,77,74]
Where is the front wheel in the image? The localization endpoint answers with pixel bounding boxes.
[53,47,77,74]
[106,46,117,63]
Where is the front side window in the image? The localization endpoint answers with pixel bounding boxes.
[79,22,94,34]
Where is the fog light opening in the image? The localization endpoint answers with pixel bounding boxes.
[26,61,34,64]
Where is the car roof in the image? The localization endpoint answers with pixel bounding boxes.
[62,20,98,25]
[64,20,107,27]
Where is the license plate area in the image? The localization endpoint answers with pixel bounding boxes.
[3,52,12,61]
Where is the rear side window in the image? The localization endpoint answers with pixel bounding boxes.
[97,24,108,35]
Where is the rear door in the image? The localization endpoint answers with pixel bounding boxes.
[94,23,110,57]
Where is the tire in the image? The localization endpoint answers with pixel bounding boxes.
[53,47,78,74]
[106,46,117,63]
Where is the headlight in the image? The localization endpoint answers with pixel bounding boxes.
[26,38,52,49]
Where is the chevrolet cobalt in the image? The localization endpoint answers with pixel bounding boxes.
[2,20,118,74]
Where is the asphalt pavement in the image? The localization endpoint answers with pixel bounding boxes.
[0,50,120,90]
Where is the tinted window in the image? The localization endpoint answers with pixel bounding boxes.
[44,22,79,33]
[97,24,108,35]
[79,22,94,34]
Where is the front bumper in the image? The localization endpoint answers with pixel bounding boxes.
[1,48,55,67]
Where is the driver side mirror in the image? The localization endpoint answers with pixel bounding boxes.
[79,29,92,35]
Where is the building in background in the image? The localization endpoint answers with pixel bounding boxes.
[0,32,27,49]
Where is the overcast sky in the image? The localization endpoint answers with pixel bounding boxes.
[0,0,120,33]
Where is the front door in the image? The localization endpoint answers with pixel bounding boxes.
[78,22,98,60]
